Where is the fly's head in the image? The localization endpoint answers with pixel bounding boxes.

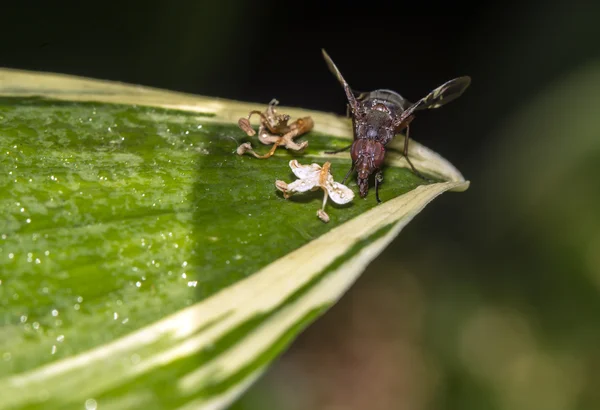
[351,139,386,198]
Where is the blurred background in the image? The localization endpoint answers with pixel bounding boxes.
[3,1,600,408]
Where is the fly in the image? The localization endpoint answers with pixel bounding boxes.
[322,49,471,202]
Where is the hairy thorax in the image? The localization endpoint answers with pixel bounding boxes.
[355,106,394,145]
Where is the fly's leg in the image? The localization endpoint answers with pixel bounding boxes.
[325,144,352,155]
[375,170,383,203]
[403,125,430,181]
[342,162,356,184]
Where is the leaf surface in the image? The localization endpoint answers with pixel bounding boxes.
[0,69,468,409]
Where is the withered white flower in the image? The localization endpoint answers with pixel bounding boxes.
[276,160,354,223]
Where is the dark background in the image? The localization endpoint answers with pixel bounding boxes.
[3,1,597,165]
[4,1,600,409]
[3,1,598,193]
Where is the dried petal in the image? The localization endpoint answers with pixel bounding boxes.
[275,180,288,192]
[236,142,253,156]
[275,180,294,198]
[285,178,318,194]
[324,180,354,204]
[238,118,256,136]
[257,130,282,146]
[288,160,322,180]
[283,139,308,151]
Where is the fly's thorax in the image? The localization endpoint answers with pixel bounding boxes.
[355,107,394,143]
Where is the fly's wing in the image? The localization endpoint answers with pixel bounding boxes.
[357,89,411,108]
[398,76,471,122]
[347,90,370,117]
[322,49,359,114]
[355,90,370,100]
[417,76,471,110]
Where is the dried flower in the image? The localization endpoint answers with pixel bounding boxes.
[276,160,354,223]
[237,99,313,159]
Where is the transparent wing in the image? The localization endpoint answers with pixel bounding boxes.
[322,49,359,113]
[357,89,413,111]
[398,76,471,122]
[416,76,471,110]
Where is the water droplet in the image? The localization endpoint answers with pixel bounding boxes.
[51,309,59,317]
[113,312,118,320]
[8,253,14,259]
[20,315,27,323]
[57,335,64,342]
[181,273,187,279]
[85,398,97,410]
[135,281,141,288]
[181,261,188,268]
[51,345,57,355]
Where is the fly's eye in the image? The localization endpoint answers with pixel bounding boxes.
[351,140,364,162]
[373,143,386,169]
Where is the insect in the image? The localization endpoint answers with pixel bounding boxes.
[322,49,471,202]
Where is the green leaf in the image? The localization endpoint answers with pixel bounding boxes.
[0,68,468,409]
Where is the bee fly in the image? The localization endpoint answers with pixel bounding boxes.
[322,49,471,202]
